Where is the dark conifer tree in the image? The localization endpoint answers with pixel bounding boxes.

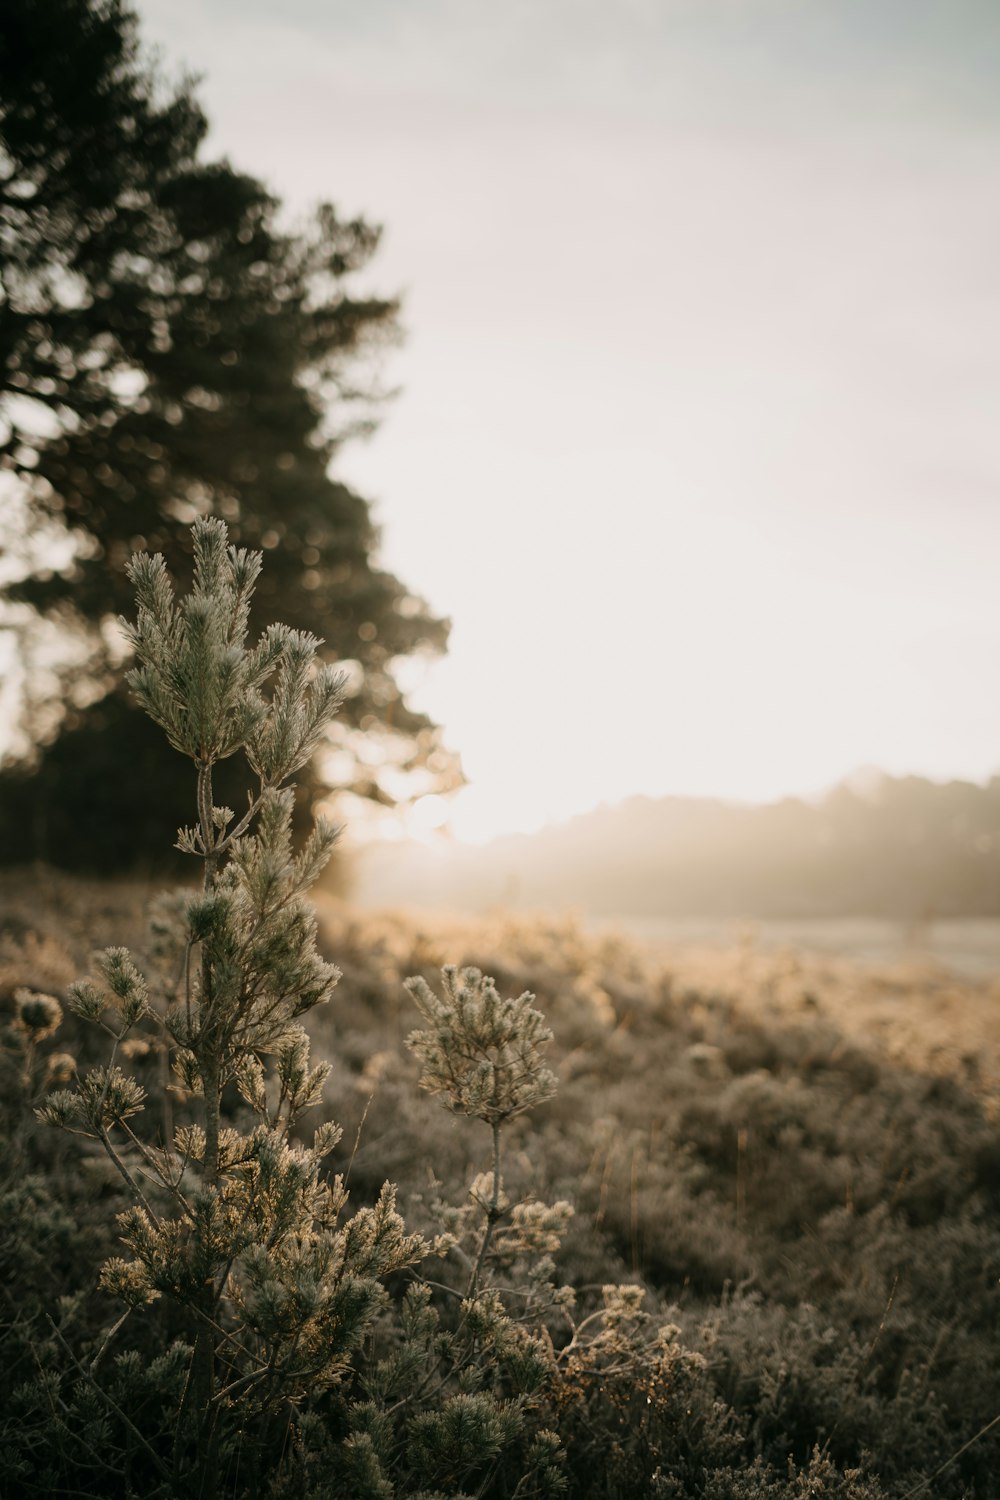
[0,0,458,867]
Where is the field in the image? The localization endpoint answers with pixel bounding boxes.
[600,915,1000,978]
[3,867,1000,1497]
[588,915,1000,1099]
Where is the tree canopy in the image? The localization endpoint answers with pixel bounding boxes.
[0,0,458,867]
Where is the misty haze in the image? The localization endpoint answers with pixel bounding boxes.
[3,2,1000,1496]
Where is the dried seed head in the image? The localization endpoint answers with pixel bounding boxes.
[13,988,63,1041]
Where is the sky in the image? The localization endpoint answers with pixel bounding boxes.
[133,0,1000,842]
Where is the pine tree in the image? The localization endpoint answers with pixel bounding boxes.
[39,520,427,1488]
[0,0,459,867]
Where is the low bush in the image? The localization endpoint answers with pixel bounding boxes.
[1,521,998,1496]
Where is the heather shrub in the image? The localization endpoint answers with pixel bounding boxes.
[297,912,1000,1495]
[2,523,1000,1495]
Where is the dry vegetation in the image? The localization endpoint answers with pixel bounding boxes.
[609,930,1000,1108]
[3,867,1000,1497]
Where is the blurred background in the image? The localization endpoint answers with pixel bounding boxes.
[3,0,1000,964]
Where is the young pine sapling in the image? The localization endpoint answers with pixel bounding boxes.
[41,520,425,1488]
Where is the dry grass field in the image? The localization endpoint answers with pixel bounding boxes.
[3,865,1000,1496]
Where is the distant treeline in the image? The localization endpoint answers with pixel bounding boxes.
[359,773,1000,920]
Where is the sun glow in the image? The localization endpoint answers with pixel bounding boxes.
[406,793,452,842]
[135,0,1000,849]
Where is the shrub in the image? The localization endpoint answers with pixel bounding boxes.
[7,522,628,1496]
[4,520,999,1496]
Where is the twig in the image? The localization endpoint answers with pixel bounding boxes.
[47,1316,171,1482]
[97,1125,162,1227]
[898,1411,1000,1499]
[89,1308,134,1375]
[343,1093,374,1187]
[468,1121,503,1297]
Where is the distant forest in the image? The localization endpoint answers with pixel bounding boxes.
[359,774,1000,920]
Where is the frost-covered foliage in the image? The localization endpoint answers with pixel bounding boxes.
[406,965,558,1125]
[0,522,644,1496]
[2,521,999,1496]
[4,875,1000,1495]
[25,521,433,1490]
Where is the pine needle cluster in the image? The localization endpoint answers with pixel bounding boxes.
[405,965,558,1126]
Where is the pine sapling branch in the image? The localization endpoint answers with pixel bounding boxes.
[469,1121,504,1297]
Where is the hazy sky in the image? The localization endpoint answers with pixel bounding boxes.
[134,0,1000,840]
